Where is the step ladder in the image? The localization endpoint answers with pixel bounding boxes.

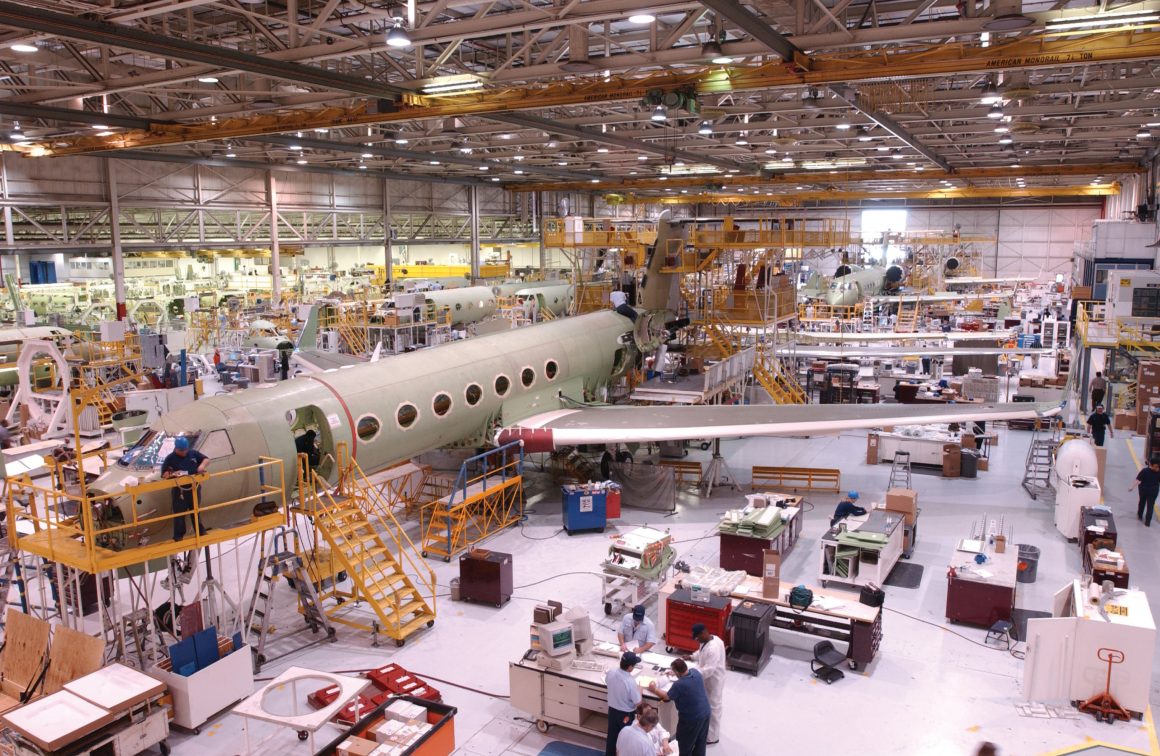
[895,298,919,333]
[247,527,336,671]
[860,302,875,332]
[1022,422,1059,500]
[888,452,912,490]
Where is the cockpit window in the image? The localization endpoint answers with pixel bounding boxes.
[200,430,234,459]
[117,431,201,470]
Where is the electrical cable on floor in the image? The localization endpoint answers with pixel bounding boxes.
[519,523,565,540]
[884,605,1022,654]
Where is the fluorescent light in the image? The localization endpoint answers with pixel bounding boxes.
[361,152,373,158]
[782,155,793,162]
[597,147,609,153]
[198,76,219,83]
[10,44,37,53]
[637,155,649,161]
[999,134,1013,144]
[225,151,236,158]
[478,166,489,171]
[1045,11,1160,31]
[491,177,500,182]
[358,164,368,170]
[699,121,713,135]
[590,179,600,183]
[994,125,1010,133]
[629,12,656,24]
[765,148,777,154]
[296,158,307,165]
[735,136,748,145]
[289,144,303,151]
[980,82,1001,105]
[987,104,1005,119]
[1138,128,1151,140]
[512,154,524,161]
[514,169,524,174]
[387,21,412,48]
[95,131,114,137]
[429,160,441,165]
[835,121,851,130]
[91,125,106,130]
[557,161,568,166]
[421,76,484,94]
[394,136,409,144]
[651,104,667,122]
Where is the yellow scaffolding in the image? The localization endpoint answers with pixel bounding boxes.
[420,443,524,562]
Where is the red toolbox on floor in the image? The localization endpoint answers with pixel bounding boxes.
[664,588,733,654]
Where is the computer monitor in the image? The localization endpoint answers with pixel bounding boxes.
[569,615,592,644]
[536,621,575,657]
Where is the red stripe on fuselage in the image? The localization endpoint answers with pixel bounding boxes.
[304,374,357,460]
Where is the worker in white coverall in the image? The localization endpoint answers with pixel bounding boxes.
[688,623,726,745]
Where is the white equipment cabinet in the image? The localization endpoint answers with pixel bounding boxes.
[150,643,254,732]
[818,509,904,589]
[1055,475,1100,541]
[1023,580,1156,718]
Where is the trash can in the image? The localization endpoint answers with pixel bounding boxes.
[1016,544,1040,583]
[450,578,461,601]
[960,449,979,479]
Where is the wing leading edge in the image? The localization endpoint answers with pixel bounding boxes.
[497,399,1063,452]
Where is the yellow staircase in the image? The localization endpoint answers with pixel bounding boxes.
[704,313,806,404]
[421,442,524,561]
[894,298,919,333]
[299,448,436,646]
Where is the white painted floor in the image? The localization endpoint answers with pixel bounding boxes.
[146,424,1159,756]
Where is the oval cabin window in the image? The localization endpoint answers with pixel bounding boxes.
[433,393,452,417]
[397,403,418,429]
[357,415,381,441]
[545,360,559,380]
[521,367,535,388]
[495,375,511,397]
[465,384,483,406]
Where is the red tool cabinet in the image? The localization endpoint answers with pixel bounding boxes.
[664,588,732,654]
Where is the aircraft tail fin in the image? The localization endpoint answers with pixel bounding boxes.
[296,304,319,350]
[640,220,683,313]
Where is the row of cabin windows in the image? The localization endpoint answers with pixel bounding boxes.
[395,359,559,430]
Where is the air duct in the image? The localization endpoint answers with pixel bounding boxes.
[562,27,596,72]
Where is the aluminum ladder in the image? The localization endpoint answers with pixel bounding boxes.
[1021,421,1059,500]
[888,451,912,490]
[247,527,335,672]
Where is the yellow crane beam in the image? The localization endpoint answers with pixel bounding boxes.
[642,184,1119,205]
[508,162,1137,193]
[19,29,1160,158]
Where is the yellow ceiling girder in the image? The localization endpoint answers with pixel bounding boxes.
[21,29,1160,158]
[509,162,1138,193]
[642,183,1119,205]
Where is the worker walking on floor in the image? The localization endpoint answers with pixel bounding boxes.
[1090,371,1108,409]
[648,660,711,756]
[605,652,643,756]
[1131,457,1160,527]
[1086,405,1113,447]
[688,623,725,745]
[618,604,658,653]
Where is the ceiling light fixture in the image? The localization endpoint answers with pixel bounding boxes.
[95,131,114,137]
[998,134,1013,144]
[296,158,308,165]
[629,12,657,24]
[994,125,1010,133]
[421,75,483,94]
[699,121,713,135]
[1138,127,1152,140]
[513,169,525,174]
[835,119,852,130]
[638,155,649,161]
[700,41,733,65]
[361,152,374,158]
[597,147,610,153]
[429,160,441,165]
[10,43,37,53]
[1118,147,1130,158]
[980,81,1002,105]
[987,104,1005,119]
[1045,10,1160,31]
[651,104,668,122]
[358,163,368,170]
[386,20,412,48]
[198,76,219,84]
[735,136,749,145]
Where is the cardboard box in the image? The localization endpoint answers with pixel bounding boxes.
[866,433,879,465]
[1094,445,1107,490]
[884,488,918,525]
[977,456,989,472]
[338,737,380,756]
[762,550,782,599]
[1140,362,1160,383]
[1138,410,1151,437]
[1114,410,1136,431]
[961,433,975,450]
[942,443,961,478]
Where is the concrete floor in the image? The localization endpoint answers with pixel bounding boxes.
[154,424,1159,756]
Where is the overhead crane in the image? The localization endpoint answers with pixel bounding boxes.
[19,29,1160,158]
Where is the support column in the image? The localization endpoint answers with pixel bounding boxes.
[383,178,393,287]
[266,170,282,304]
[0,154,12,288]
[537,191,547,273]
[105,158,127,320]
[469,185,481,281]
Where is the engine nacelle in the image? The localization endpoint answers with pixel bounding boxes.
[945,256,960,272]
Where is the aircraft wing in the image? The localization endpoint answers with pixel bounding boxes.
[497,399,1062,452]
[292,349,366,372]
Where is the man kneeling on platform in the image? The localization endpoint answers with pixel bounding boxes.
[161,436,209,542]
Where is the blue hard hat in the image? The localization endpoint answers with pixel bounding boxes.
[174,437,190,452]
[847,491,859,500]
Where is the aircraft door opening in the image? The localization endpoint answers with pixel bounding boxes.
[288,405,337,483]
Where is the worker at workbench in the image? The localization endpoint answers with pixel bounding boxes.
[830,491,867,528]
[160,436,209,542]
[605,651,643,756]
[619,705,663,756]
[618,604,658,653]
[688,624,725,745]
[647,660,711,756]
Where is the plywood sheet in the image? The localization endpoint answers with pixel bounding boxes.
[1,610,50,695]
[42,626,105,695]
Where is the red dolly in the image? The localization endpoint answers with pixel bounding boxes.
[1077,648,1131,724]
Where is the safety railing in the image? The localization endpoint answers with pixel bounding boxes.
[691,216,852,249]
[7,456,287,572]
[797,303,864,322]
